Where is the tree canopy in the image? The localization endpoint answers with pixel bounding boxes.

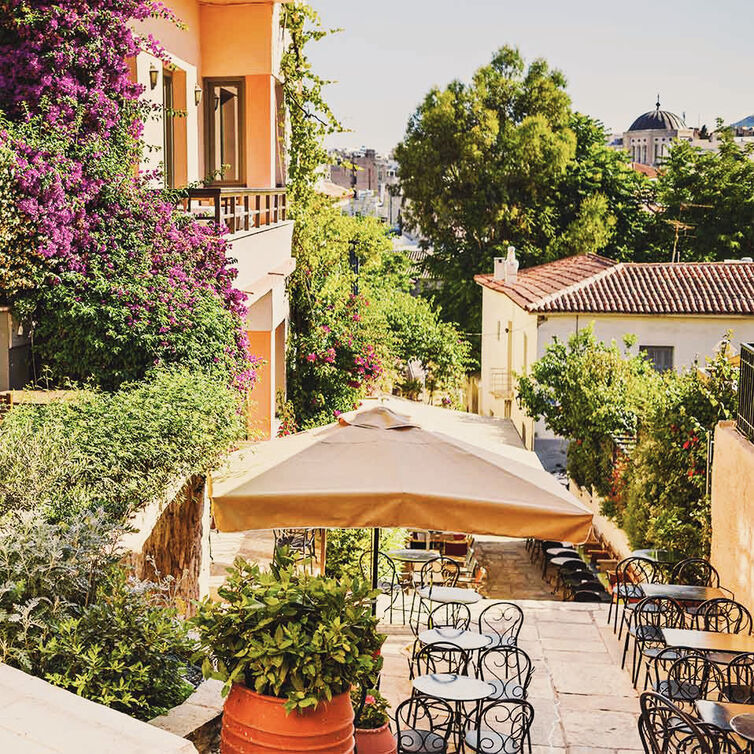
[395,46,653,336]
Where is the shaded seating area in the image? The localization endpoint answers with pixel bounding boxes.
[396,599,537,753]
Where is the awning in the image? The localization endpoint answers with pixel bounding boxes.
[211,404,592,543]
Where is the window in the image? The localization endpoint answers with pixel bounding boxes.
[640,345,674,372]
[162,72,175,189]
[205,78,245,185]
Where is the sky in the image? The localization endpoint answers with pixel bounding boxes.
[307,0,754,154]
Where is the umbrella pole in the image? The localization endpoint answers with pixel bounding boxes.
[318,528,327,576]
[371,527,379,616]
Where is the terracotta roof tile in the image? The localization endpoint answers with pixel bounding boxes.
[474,254,754,316]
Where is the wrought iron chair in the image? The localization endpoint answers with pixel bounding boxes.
[661,653,725,713]
[476,646,534,701]
[394,696,454,754]
[427,602,471,632]
[478,602,524,648]
[273,528,315,564]
[608,556,664,638]
[359,549,406,624]
[410,642,471,681]
[622,596,685,688]
[462,699,535,754]
[648,646,692,695]
[410,556,461,627]
[670,558,722,588]
[693,598,752,634]
[553,558,589,594]
[638,692,713,754]
[723,652,754,704]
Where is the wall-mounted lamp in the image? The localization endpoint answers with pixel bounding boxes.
[194,85,202,107]
[149,63,159,90]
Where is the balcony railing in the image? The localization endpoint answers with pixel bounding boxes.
[182,187,287,235]
[489,368,513,397]
[737,343,754,442]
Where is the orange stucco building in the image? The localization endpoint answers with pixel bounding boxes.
[135,0,294,439]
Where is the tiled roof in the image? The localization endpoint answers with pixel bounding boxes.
[474,254,754,316]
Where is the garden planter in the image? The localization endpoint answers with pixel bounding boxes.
[221,684,355,753]
[354,724,396,754]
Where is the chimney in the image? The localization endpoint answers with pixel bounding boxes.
[493,257,506,281]
[505,246,519,285]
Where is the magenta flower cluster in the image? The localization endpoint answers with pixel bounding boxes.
[0,0,255,391]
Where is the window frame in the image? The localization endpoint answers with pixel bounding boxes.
[204,76,246,187]
[639,345,674,373]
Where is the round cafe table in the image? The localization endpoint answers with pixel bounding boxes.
[388,549,440,563]
[413,673,494,749]
[417,586,482,604]
[419,627,492,652]
[731,713,754,742]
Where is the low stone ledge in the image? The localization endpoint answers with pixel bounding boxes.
[150,680,224,753]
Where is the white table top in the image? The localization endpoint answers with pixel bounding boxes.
[412,673,494,702]
[417,586,481,604]
[419,627,492,651]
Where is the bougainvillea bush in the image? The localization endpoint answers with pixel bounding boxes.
[0,0,254,390]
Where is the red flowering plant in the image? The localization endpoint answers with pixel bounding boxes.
[350,686,390,730]
[0,1,255,392]
[622,335,738,557]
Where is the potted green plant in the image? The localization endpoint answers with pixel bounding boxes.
[352,688,396,754]
[193,555,384,753]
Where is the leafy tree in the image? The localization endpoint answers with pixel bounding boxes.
[363,250,475,402]
[623,338,738,556]
[552,113,655,261]
[395,48,653,336]
[395,46,575,334]
[516,327,655,494]
[650,128,754,261]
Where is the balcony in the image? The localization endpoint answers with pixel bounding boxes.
[183,187,288,236]
[737,342,754,442]
[489,368,513,398]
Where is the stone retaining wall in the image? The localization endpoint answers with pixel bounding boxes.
[123,475,209,615]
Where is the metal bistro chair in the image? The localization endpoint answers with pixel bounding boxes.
[478,602,524,649]
[693,598,753,635]
[622,596,685,688]
[609,556,664,638]
[553,558,589,595]
[359,550,406,624]
[410,642,471,682]
[661,653,725,713]
[427,602,471,632]
[273,528,316,564]
[463,699,534,754]
[477,646,534,702]
[394,696,454,754]
[411,556,461,628]
[638,692,713,754]
[722,652,754,704]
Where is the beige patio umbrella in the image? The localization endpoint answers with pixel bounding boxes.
[210,406,592,543]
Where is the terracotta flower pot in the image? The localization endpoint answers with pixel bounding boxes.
[221,684,355,753]
[354,723,397,754]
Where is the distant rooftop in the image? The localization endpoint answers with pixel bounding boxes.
[475,253,754,316]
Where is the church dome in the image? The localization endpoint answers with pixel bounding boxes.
[627,98,687,132]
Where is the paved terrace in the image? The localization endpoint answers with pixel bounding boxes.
[209,532,642,753]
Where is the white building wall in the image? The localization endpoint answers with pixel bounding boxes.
[478,287,538,448]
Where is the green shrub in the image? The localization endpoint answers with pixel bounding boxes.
[325,528,407,581]
[0,368,243,522]
[0,512,196,720]
[193,558,384,712]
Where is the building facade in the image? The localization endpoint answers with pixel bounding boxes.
[475,253,754,449]
[622,98,694,167]
[135,0,295,439]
